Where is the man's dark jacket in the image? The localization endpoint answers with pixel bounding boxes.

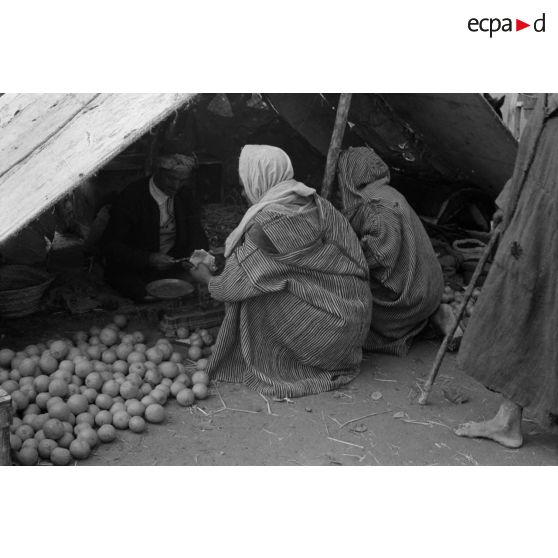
[101,177,208,277]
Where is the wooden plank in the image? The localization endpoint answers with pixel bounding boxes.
[0,93,195,243]
[381,93,518,195]
[322,94,352,200]
[0,389,12,466]
[0,93,99,174]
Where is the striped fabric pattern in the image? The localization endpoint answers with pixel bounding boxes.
[338,148,444,356]
[206,195,372,398]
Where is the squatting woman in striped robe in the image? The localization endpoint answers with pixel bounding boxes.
[190,145,372,398]
[337,147,444,356]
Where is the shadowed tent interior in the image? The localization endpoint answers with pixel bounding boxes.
[0,92,517,245]
[0,92,518,313]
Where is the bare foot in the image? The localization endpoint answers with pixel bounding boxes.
[430,304,464,351]
[454,400,523,448]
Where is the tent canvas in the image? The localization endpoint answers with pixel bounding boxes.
[0,93,195,243]
[266,93,517,194]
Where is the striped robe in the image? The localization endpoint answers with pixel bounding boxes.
[345,185,443,355]
[338,148,443,356]
[206,195,372,398]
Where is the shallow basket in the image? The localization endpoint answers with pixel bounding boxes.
[0,265,54,318]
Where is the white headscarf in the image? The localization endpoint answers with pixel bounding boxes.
[224,145,316,257]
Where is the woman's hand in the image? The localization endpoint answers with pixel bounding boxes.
[492,208,504,225]
[189,263,213,285]
[148,252,175,270]
[492,208,504,230]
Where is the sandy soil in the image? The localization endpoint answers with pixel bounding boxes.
[2,311,557,466]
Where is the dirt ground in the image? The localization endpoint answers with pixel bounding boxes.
[2,310,557,466]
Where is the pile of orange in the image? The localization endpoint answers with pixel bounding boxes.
[1,314,215,466]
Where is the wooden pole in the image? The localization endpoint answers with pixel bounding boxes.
[418,227,502,405]
[0,389,12,466]
[321,93,353,200]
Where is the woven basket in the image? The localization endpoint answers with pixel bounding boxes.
[0,265,54,318]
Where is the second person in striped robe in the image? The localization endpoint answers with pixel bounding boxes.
[337,147,448,356]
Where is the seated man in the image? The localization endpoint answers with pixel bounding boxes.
[336,146,456,356]
[100,153,209,301]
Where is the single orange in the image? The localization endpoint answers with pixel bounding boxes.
[170,381,186,397]
[176,388,195,407]
[132,331,145,344]
[78,428,99,449]
[187,346,202,361]
[158,361,178,380]
[112,410,130,430]
[35,392,51,411]
[129,416,146,433]
[11,390,30,411]
[102,379,120,397]
[10,434,23,451]
[145,347,164,364]
[69,439,91,460]
[99,327,119,347]
[144,403,166,424]
[97,424,117,443]
[58,360,75,373]
[101,349,117,364]
[50,447,72,465]
[57,432,75,449]
[85,372,103,391]
[113,314,128,329]
[120,381,140,400]
[39,354,58,375]
[18,358,37,377]
[33,375,50,394]
[48,379,69,398]
[48,401,71,422]
[0,348,15,367]
[192,383,209,400]
[149,389,167,406]
[67,394,89,415]
[17,447,39,466]
[43,418,64,440]
[49,340,69,360]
